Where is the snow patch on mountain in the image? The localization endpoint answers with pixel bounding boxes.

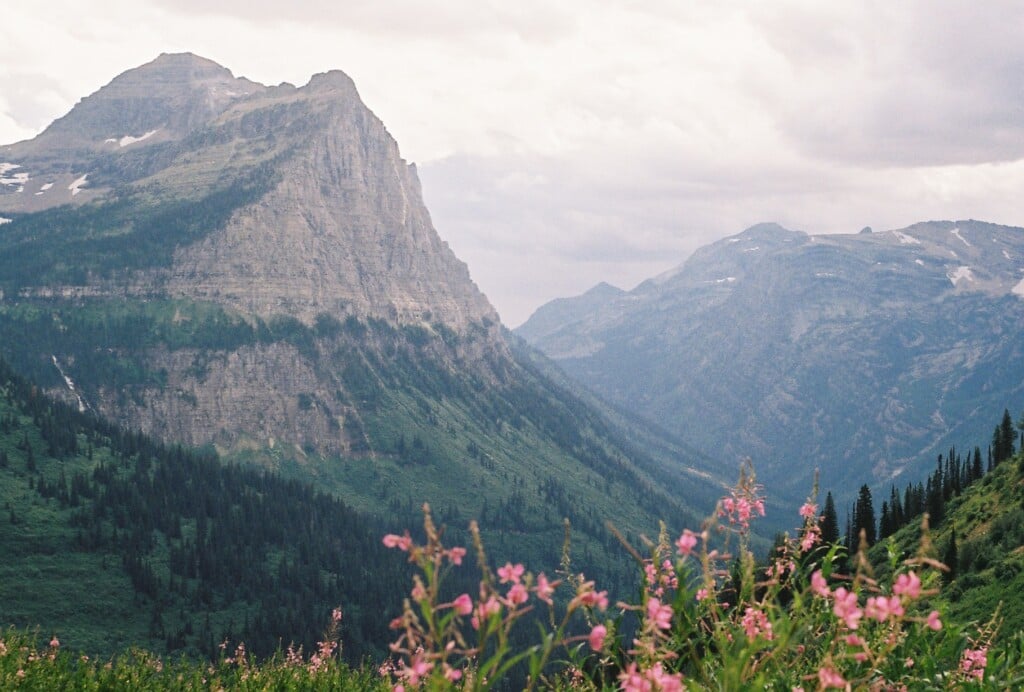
[68,174,89,196]
[950,227,971,247]
[1003,250,1013,261]
[948,266,974,286]
[34,182,53,196]
[0,217,11,225]
[0,162,29,192]
[118,129,160,147]
[894,231,921,245]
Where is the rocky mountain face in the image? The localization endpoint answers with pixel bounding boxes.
[0,55,724,568]
[517,220,1024,505]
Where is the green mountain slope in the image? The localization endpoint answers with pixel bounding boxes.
[871,439,1024,642]
[0,358,410,661]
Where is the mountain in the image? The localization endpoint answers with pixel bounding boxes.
[0,357,409,660]
[517,220,1024,506]
[0,54,726,585]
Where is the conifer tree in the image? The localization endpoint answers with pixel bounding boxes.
[820,491,840,545]
[853,485,876,547]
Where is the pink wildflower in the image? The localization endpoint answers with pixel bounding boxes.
[453,593,473,616]
[619,662,652,692]
[400,653,434,686]
[675,529,698,556]
[799,502,818,519]
[646,597,673,630]
[800,527,820,552]
[648,662,684,692]
[447,546,466,565]
[926,610,942,631]
[695,588,709,602]
[382,533,412,551]
[49,636,60,648]
[505,582,529,606]
[845,633,863,647]
[818,666,847,689]
[832,587,862,630]
[960,647,987,680]
[588,624,607,651]
[865,595,896,622]
[811,570,830,598]
[444,665,463,682]
[741,607,774,642]
[534,572,557,605]
[893,571,922,600]
[497,562,525,584]
[572,580,609,611]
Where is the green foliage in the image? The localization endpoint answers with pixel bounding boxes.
[0,164,277,292]
[0,358,409,662]
[0,628,388,691]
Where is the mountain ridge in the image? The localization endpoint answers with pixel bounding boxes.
[517,219,1024,506]
[0,55,728,582]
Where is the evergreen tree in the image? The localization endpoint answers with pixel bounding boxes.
[1000,408,1016,462]
[853,485,876,547]
[879,500,892,540]
[820,491,840,545]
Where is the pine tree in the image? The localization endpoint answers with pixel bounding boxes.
[821,491,840,545]
[879,501,892,540]
[854,485,876,547]
[1000,408,1016,462]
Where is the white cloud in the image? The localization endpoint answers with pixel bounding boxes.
[2,0,1022,325]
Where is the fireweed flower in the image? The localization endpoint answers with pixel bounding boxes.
[893,571,922,600]
[927,610,942,631]
[505,582,529,606]
[446,546,466,565]
[646,597,673,630]
[383,533,412,551]
[452,593,473,616]
[799,502,818,519]
[818,666,847,689]
[675,529,698,556]
[497,562,525,584]
[588,624,607,651]
[534,572,557,605]
[961,647,988,680]
[741,607,774,642]
[811,570,831,598]
[832,587,863,630]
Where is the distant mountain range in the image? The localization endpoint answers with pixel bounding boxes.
[0,53,726,599]
[518,220,1024,506]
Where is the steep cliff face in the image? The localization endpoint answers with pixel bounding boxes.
[0,55,723,561]
[0,54,496,331]
[164,71,496,328]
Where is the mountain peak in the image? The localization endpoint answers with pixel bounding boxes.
[304,70,359,96]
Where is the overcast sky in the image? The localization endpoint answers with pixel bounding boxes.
[3,1,1023,326]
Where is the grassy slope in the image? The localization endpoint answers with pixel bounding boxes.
[871,452,1024,641]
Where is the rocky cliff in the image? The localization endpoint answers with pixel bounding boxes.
[0,55,723,560]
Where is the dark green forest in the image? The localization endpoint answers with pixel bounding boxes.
[0,357,413,662]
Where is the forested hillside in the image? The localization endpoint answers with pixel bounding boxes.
[0,357,411,662]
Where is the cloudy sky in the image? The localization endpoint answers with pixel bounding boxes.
[3,1,1023,325]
